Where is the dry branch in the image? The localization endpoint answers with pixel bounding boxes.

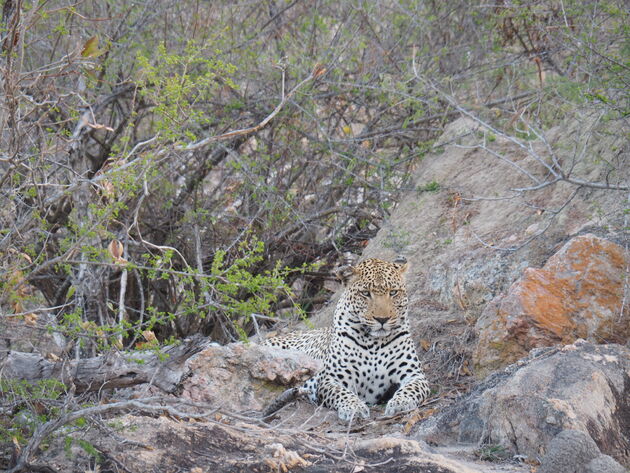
[0,334,209,393]
[175,64,326,152]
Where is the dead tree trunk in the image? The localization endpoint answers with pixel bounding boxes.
[0,334,209,393]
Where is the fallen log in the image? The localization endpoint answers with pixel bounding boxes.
[0,334,209,393]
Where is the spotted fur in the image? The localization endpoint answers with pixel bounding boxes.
[265,258,430,421]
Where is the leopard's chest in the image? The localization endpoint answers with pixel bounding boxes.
[327,334,405,404]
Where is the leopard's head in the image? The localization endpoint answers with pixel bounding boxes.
[337,257,409,337]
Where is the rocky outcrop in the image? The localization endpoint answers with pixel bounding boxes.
[418,341,630,468]
[180,342,322,411]
[266,115,629,471]
[474,234,630,375]
[33,342,530,473]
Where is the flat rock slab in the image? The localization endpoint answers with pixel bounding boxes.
[45,413,526,473]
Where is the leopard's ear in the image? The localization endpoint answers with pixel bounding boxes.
[335,265,357,286]
[393,255,409,275]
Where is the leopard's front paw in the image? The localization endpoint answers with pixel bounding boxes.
[337,399,370,422]
[384,395,418,417]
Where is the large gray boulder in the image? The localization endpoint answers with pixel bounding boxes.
[418,340,630,468]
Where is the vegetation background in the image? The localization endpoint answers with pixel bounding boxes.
[0,0,627,469]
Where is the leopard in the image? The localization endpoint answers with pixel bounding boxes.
[264,257,430,422]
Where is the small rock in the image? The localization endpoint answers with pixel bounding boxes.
[0,314,66,357]
[262,443,311,471]
[538,430,599,473]
[584,454,627,473]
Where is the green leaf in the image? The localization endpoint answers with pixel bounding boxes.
[81,36,106,58]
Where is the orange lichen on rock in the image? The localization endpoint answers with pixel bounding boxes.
[517,268,576,340]
[474,235,629,375]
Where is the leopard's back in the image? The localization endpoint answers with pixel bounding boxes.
[264,327,331,361]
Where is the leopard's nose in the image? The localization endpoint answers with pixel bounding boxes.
[374,317,389,326]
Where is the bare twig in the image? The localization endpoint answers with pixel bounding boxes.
[275,207,341,241]
[174,64,326,152]
[411,49,629,193]
[452,141,540,184]
[471,186,582,252]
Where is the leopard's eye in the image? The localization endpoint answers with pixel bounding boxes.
[359,290,371,298]
[389,290,399,297]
